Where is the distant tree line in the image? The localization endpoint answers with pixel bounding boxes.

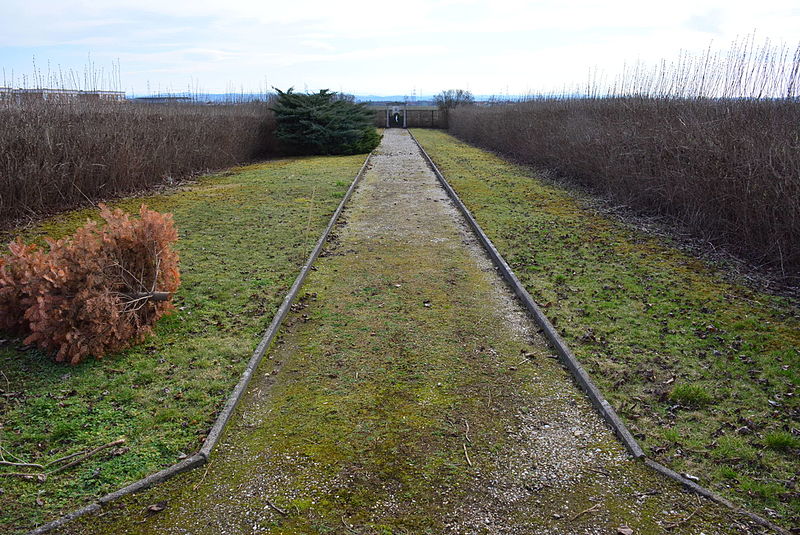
[434,89,475,110]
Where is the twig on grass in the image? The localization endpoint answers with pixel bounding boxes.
[464,418,471,443]
[0,444,28,464]
[0,460,44,469]
[664,507,699,530]
[570,503,600,521]
[342,515,356,533]
[192,465,210,491]
[44,451,84,468]
[587,467,610,477]
[463,443,473,467]
[48,438,125,475]
[266,499,287,516]
[634,489,661,498]
[0,472,45,481]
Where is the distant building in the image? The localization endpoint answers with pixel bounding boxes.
[129,96,193,104]
[0,87,125,104]
[365,103,445,128]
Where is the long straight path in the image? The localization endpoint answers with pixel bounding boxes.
[62,130,767,534]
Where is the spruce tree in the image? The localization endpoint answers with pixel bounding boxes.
[271,88,381,155]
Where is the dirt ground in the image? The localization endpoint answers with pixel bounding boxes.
[57,129,769,534]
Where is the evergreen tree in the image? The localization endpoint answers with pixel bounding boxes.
[271,88,381,155]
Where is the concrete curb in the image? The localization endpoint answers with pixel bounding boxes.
[643,459,789,534]
[407,130,789,535]
[26,152,373,535]
[407,130,642,458]
[200,150,372,459]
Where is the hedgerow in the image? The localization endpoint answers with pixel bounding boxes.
[0,99,277,226]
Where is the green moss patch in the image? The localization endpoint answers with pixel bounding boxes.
[0,154,365,533]
[411,128,799,527]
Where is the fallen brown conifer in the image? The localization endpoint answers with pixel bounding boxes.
[0,204,180,364]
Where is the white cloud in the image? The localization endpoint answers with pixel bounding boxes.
[1,0,798,94]
[299,40,336,51]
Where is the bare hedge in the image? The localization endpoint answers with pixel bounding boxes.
[449,97,800,278]
[0,99,277,225]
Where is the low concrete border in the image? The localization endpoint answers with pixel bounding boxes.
[27,152,373,535]
[407,130,642,458]
[407,130,789,535]
[199,150,372,459]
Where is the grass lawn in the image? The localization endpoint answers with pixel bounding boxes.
[0,154,366,533]
[411,128,800,528]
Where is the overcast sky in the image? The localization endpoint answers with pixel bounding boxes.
[1,0,798,96]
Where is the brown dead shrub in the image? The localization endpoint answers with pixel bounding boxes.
[0,204,180,364]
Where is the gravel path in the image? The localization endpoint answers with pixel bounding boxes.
[60,129,769,534]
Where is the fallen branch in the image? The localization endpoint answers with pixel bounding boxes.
[44,451,85,468]
[464,418,471,443]
[0,460,44,469]
[570,503,601,521]
[49,438,125,475]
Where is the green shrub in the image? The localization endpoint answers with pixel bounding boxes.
[271,88,381,155]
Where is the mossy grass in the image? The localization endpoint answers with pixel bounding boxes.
[669,383,713,407]
[764,431,800,451]
[411,128,800,527]
[0,154,365,533]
